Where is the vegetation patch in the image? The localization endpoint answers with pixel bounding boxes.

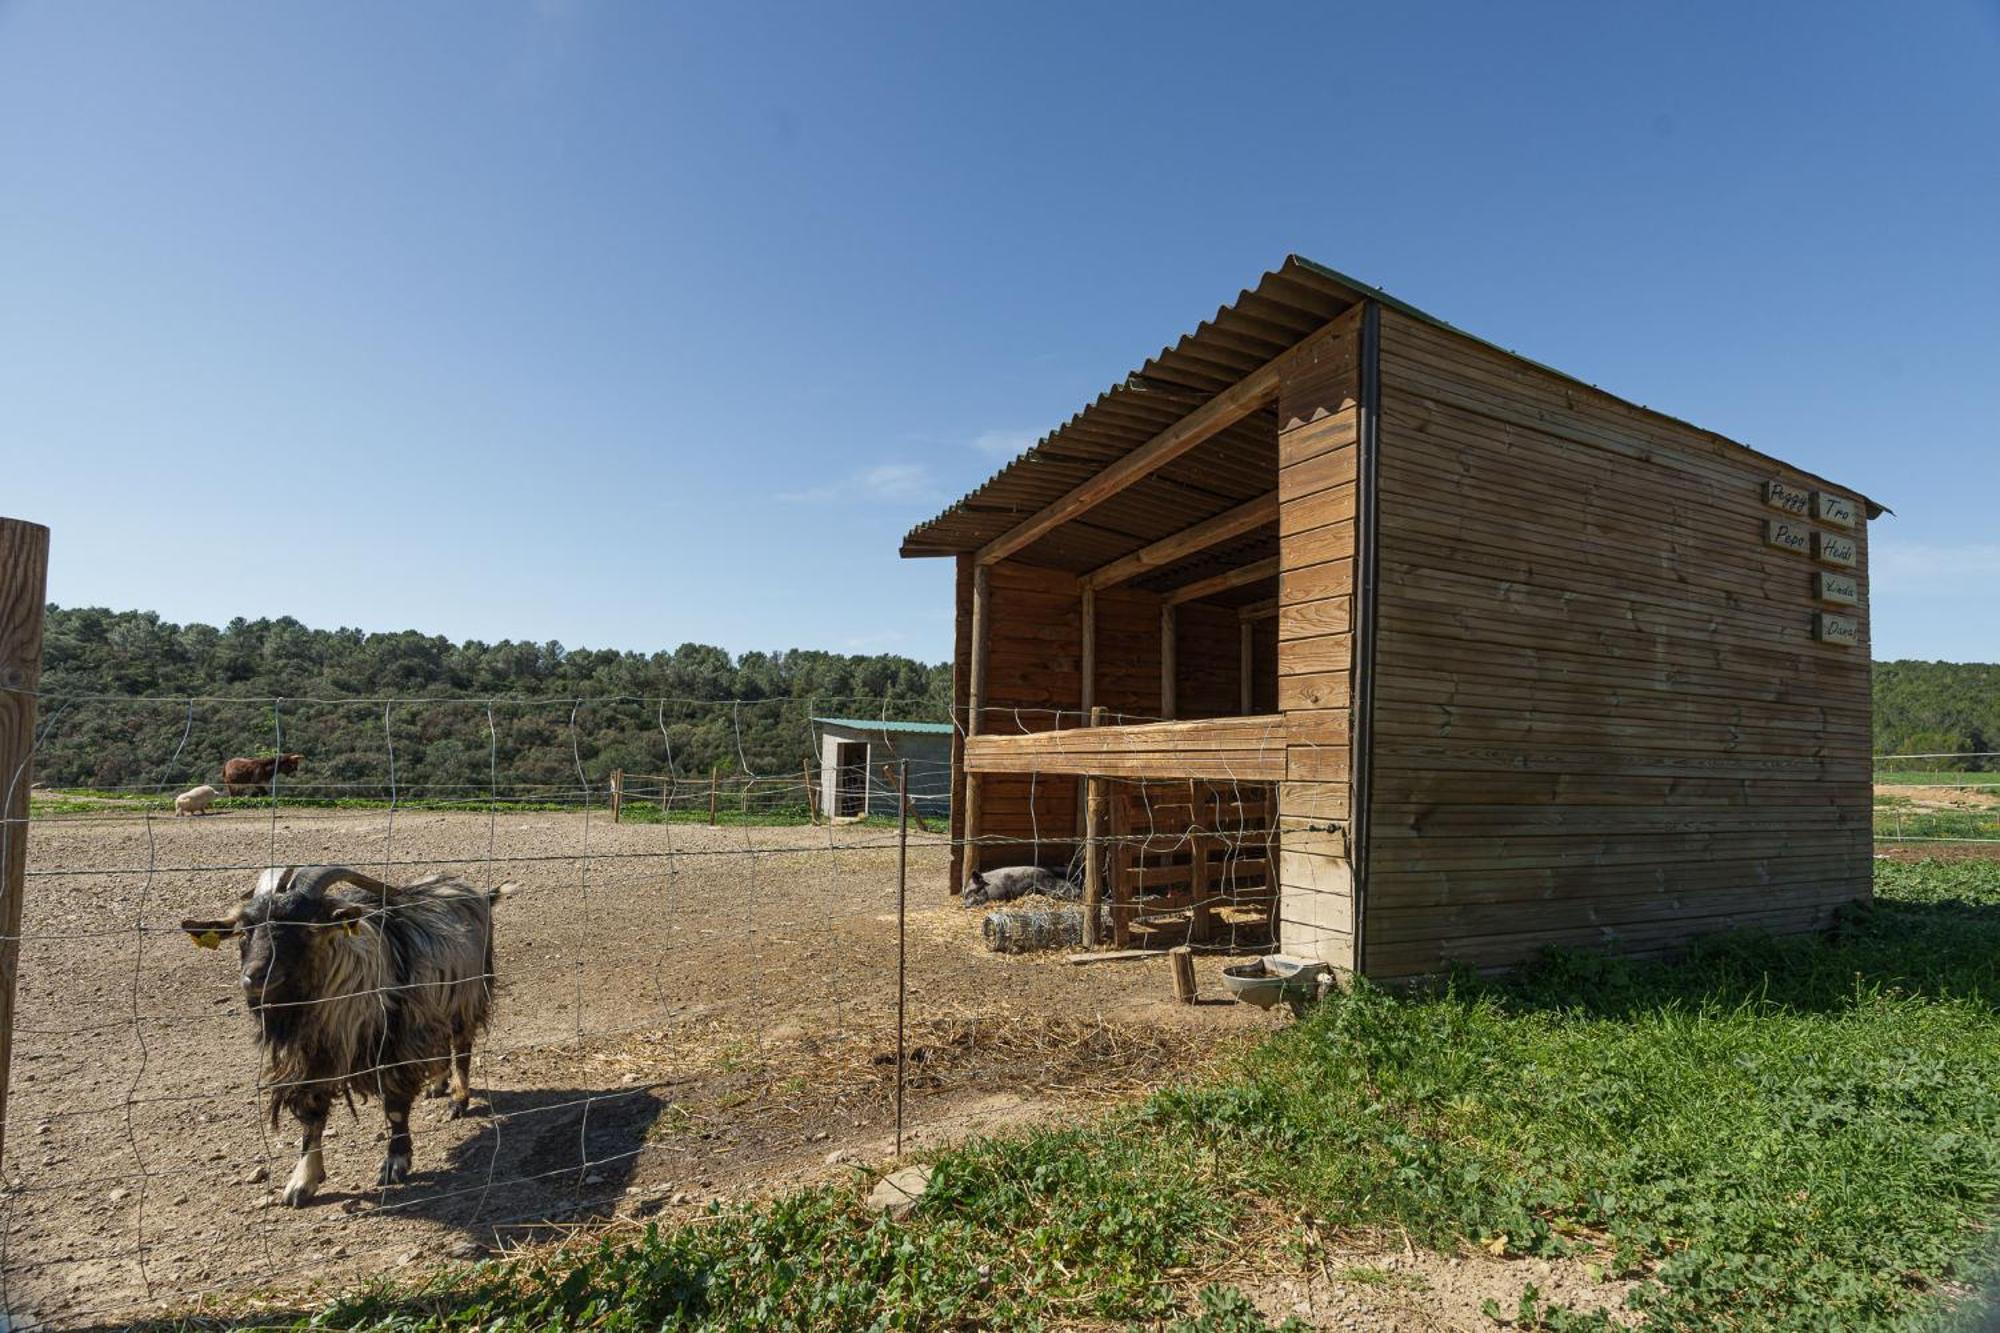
[157,860,2000,1330]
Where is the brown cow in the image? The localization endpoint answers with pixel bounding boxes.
[222,753,304,796]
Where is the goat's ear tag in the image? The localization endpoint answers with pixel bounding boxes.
[341,920,360,937]
[194,930,222,950]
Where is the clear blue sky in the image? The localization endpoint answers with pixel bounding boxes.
[3,2,1995,664]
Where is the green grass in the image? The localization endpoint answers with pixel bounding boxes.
[1875,808,2000,842]
[163,859,2000,1331]
[1875,771,2000,787]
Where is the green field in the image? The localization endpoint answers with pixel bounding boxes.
[149,857,2000,1331]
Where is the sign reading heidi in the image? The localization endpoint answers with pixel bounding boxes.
[1816,613,1859,647]
[1763,480,1811,515]
[1813,493,1858,529]
[1814,531,1858,567]
[1815,572,1860,606]
[1764,518,1811,554]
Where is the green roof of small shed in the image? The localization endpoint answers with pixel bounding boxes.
[811,717,955,736]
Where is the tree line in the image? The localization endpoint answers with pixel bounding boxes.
[30,607,1997,793]
[35,606,952,796]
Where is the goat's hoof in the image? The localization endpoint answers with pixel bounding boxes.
[445,1098,472,1121]
[377,1154,411,1187]
[424,1079,451,1100]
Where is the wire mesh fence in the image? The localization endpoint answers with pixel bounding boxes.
[1873,751,2000,848]
[0,690,1287,1327]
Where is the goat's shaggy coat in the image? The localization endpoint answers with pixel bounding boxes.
[182,865,507,1205]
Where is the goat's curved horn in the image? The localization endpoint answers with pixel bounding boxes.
[283,865,394,899]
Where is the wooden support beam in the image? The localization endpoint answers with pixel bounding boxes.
[1083,764,1105,949]
[0,517,48,1180]
[1239,619,1254,714]
[1160,604,1177,721]
[1083,491,1278,591]
[1237,597,1278,622]
[975,364,1283,566]
[1164,556,1281,607]
[964,563,991,875]
[1080,585,1096,718]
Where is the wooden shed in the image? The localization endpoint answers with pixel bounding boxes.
[901,256,1878,979]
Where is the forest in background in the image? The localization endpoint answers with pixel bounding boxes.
[27,606,1997,794]
[33,606,951,796]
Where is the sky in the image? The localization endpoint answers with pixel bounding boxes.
[2,2,1996,665]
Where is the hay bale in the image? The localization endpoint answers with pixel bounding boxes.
[980,901,1110,954]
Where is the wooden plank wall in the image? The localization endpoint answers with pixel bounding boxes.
[1273,306,1364,968]
[1364,308,1873,977]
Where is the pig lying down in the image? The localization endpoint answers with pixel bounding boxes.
[962,864,1081,906]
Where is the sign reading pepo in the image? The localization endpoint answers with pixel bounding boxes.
[1816,613,1859,647]
[1764,480,1811,515]
[1813,493,1858,529]
[1814,531,1858,567]
[1765,518,1811,554]
[1815,572,1860,606]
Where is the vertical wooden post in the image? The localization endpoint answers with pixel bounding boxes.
[1076,583,1096,843]
[894,759,909,1155]
[609,768,624,822]
[803,760,818,825]
[1169,946,1197,1004]
[663,775,675,819]
[1082,704,1105,949]
[1160,604,1177,721]
[709,765,719,827]
[964,562,991,878]
[0,518,50,1178]
[1239,619,1254,715]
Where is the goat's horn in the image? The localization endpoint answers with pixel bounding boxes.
[284,865,394,899]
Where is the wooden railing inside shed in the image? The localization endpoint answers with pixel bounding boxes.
[961,714,1286,782]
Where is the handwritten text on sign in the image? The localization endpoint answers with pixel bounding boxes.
[1813,493,1858,529]
[1765,518,1811,554]
[1814,532,1858,567]
[1764,480,1811,515]
[1816,613,1859,647]
[1816,572,1860,606]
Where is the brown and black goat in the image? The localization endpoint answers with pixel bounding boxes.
[181,865,513,1206]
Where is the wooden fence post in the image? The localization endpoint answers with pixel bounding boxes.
[709,766,719,827]
[803,760,818,825]
[1169,946,1197,1004]
[0,517,50,1178]
[609,768,624,822]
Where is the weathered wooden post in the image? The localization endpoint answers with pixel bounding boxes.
[1169,946,1197,1004]
[803,760,818,824]
[1239,618,1254,715]
[709,765,719,827]
[609,768,624,822]
[1160,604,1177,720]
[0,517,50,1177]
[963,562,991,878]
[1082,705,1106,949]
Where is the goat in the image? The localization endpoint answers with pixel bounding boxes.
[962,864,1081,907]
[221,753,303,796]
[181,865,513,1207]
[174,784,221,816]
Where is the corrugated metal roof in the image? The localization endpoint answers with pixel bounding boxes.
[811,717,955,736]
[899,254,1881,564]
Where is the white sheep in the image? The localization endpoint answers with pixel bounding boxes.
[174,784,221,817]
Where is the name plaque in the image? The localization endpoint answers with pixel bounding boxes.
[1813,493,1857,529]
[1765,518,1811,554]
[1814,531,1858,568]
[1764,480,1811,515]
[1816,613,1859,647]
[1815,572,1860,606]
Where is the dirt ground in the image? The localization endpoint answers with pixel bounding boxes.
[0,808,1287,1328]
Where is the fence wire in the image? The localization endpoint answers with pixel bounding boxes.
[0,691,1290,1328]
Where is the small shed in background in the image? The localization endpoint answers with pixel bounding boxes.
[812,718,954,821]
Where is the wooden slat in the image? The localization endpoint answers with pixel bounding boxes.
[963,715,1286,781]
[1164,557,1280,606]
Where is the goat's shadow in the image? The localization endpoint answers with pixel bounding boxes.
[305,1082,672,1239]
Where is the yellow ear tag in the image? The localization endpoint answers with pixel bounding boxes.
[195,931,222,950]
[342,920,361,937]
